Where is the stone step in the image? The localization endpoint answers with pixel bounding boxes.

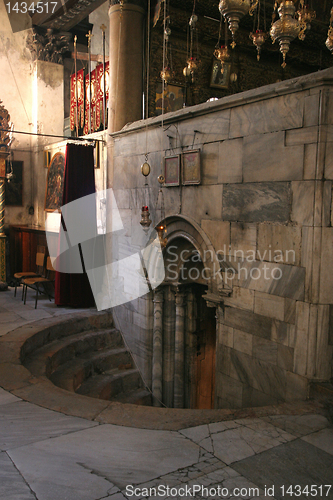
[25,328,123,378]
[76,368,143,400]
[111,388,152,406]
[50,347,133,392]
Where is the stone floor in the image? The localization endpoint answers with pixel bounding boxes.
[0,286,333,500]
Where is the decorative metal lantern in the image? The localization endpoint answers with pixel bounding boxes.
[160,66,172,83]
[219,0,252,47]
[249,29,267,60]
[140,205,152,230]
[156,222,167,249]
[214,45,231,73]
[270,1,301,68]
[297,3,315,40]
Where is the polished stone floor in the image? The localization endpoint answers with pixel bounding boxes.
[0,287,333,500]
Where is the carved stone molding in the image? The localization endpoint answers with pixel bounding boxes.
[26,27,71,65]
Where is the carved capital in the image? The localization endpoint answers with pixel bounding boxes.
[26,27,71,65]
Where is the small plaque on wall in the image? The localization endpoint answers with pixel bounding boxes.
[182,149,201,185]
[44,152,65,212]
[164,155,180,186]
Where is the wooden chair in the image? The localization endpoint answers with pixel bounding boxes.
[23,257,56,309]
[13,246,46,299]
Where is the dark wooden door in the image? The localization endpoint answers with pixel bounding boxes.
[195,303,216,409]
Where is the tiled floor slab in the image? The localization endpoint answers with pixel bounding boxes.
[0,451,37,500]
[0,387,21,406]
[0,400,98,450]
[232,439,333,500]
[302,428,333,456]
[262,414,331,437]
[179,425,214,454]
[202,423,296,465]
[8,424,201,500]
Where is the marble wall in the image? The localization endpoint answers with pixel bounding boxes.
[110,68,333,409]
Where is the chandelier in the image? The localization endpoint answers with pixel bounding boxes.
[270,1,315,68]
[219,0,258,48]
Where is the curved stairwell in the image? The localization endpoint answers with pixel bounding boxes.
[23,317,152,406]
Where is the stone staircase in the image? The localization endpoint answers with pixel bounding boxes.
[23,318,152,406]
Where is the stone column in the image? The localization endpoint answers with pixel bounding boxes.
[162,286,175,407]
[174,288,185,408]
[108,0,146,133]
[0,153,9,282]
[184,288,197,409]
[152,288,163,406]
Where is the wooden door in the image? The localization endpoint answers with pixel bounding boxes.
[195,304,216,409]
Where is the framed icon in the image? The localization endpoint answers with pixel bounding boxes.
[210,61,231,89]
[44,152,65,212]
[182,149,201,185]
[164,154,180,186]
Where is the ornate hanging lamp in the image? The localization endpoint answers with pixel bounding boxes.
[270,1,315,68]
[183,2,200,82]
[249,0,268,60]
[326,7,333,53]
[214,14,231,73]
[219,0,257,48]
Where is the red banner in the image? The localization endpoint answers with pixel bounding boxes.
[82,63,109,134]
[70,69,84,132]
[84,70,97,135]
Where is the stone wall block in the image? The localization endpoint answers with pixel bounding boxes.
[223,182,292,223]
[303,143,317,180]
[329,305,333,346]
[291,181,315,226]
[285,126,318,146]
[284,298,296,324]
[271,320,291,346]
[322,181,332,227]
[201,142,219,185]
[316,305,332,379]
[183,185,223,221]
[230,222,257,257]
[314,181,324,227]
[201,219,230,254]
[218,138,243,184]
[306,304,318,378]
[277,344,294,372]
[301,226,313,302]
[257,223,302,266]
[178,111,230,146]
[254,291,285,321]
[215,373,243,409]
[242,386,278,407]
[233,329,253,356]
[224,306,272,339]
[319,228,333,304]
[229,93,303,138]
[311,227,322,303]
[253,336,278,364]
[223,286,255,311]
[285,371,308,401]
[325,141,333,180]
[304,93,320,127]
[293,301,310,376]
[218,324,234,348]
[243,131,304,182]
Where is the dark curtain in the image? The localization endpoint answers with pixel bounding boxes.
[55,143,96,308]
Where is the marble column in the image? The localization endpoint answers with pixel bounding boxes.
[174,288,185,408]
[184,288,197,409]
[108,0,146,133]
[152,288,163,406]
[162,286,175,407]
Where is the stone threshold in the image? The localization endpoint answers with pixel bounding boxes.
[0,310,328,431]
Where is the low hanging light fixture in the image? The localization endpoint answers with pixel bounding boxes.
[249,0,268,61]
[326,7,333,53]
[183,1,200,82]
[219,0,258,48]
[214,13,231,74]
[270,0,316,68]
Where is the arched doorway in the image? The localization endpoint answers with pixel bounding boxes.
[151,215,228,409]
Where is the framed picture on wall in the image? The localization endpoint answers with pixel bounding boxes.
[155,83,185,115]
[164,154,180,186]
[210,61,231,89]
[182,150,201,185]
[5,160,23,206]
[44,152,65,212]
